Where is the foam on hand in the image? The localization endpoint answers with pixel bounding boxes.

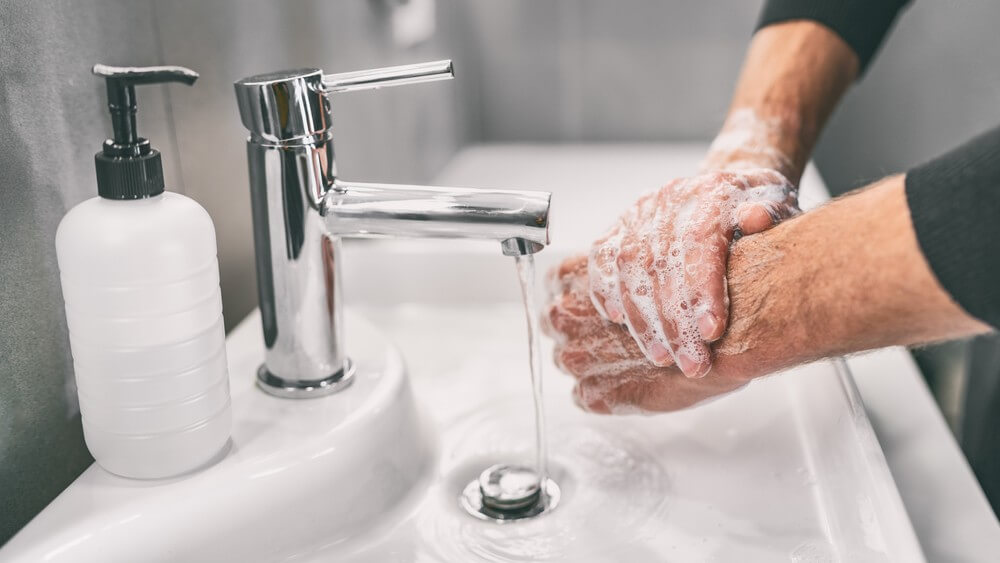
[544,256,662,414]
[587,164,797,378]
[701,108,796,175]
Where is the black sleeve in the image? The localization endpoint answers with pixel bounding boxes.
[756,0,912,75]
[906,126,1000,329]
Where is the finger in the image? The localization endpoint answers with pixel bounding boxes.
[735,201,796,235]
[576,374,661,415]
[681,236,730,343]
[636,188,712,376]
[553,345,569,375]
[557,348,598,380]
[678,208,730,344]
[668,191,730,343]
[573,373,659,415]
[732,170,799,235]
[589,191,660,324]
[652,211,714,377]
[572,377,614,414]
[540,303,560,341]
[541,293,593,344]
[547,255,588,300]
[556,338,660,380]
[543,300,592,344]
[574,368,747,415]
[616,224,674,367]
[661,252,714,378]
[588,226,625,323]
[543,256,597,343]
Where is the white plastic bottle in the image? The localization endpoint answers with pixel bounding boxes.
[55,64,231,479]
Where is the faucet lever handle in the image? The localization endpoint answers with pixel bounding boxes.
[322,59,453,94]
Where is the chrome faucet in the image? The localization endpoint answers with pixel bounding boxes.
[234,60,551,399]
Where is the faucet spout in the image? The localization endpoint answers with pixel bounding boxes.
[235,60,553,398]
[323,181,550,255]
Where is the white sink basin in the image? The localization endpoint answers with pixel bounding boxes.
[2,143,926,562]
[335,303,926,562]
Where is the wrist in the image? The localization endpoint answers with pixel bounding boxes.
[708,21,859,184]
[715,175,989,381]
[715,222,821,379]
[701,107,808,183]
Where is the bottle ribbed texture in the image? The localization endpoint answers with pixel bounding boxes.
[61,253,231,478]
[65,270,229,436]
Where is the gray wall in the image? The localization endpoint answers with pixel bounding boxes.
[814,1,1000,192]
[0,0,467,544]
[464,0,761,142]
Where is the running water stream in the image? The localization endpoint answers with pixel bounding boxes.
[459,253,560,522]
[514,254,548,482]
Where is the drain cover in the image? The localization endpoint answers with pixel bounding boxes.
[479,464,541,511]
[460,463,560,522]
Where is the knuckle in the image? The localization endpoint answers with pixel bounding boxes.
[553,347,569,372]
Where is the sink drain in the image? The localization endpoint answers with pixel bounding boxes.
[460,464,560,522]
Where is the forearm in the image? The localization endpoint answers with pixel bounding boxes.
[702,21,858,183]
[716,175,992,375]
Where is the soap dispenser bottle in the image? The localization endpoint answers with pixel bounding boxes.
[56,64,231,479]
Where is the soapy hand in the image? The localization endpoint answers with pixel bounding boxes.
[549,175,994,413]
[588,110,799,378]
[588,168,797,378]
[544,256,754,414]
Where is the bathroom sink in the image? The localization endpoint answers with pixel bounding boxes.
[2,306,922,562]
[2,143,925,562]
[327,303,925,562]
[3,305,923,562]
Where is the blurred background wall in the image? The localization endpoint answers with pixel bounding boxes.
[3,0,998,544]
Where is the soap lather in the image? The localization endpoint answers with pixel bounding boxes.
[55,64,232,479]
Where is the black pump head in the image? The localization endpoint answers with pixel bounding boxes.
[92,64,198,199]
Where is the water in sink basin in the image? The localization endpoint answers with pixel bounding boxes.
[327,302,916,563]
[424,399,671,561]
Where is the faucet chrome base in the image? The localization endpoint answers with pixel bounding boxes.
[255,360,356,399]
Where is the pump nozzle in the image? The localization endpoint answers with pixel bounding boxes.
[91,64,198,199]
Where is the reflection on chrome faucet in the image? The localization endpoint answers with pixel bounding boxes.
[234,60,551,399]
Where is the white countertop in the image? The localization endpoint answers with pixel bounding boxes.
[418,144,999,561]
[847,348,1000,561]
